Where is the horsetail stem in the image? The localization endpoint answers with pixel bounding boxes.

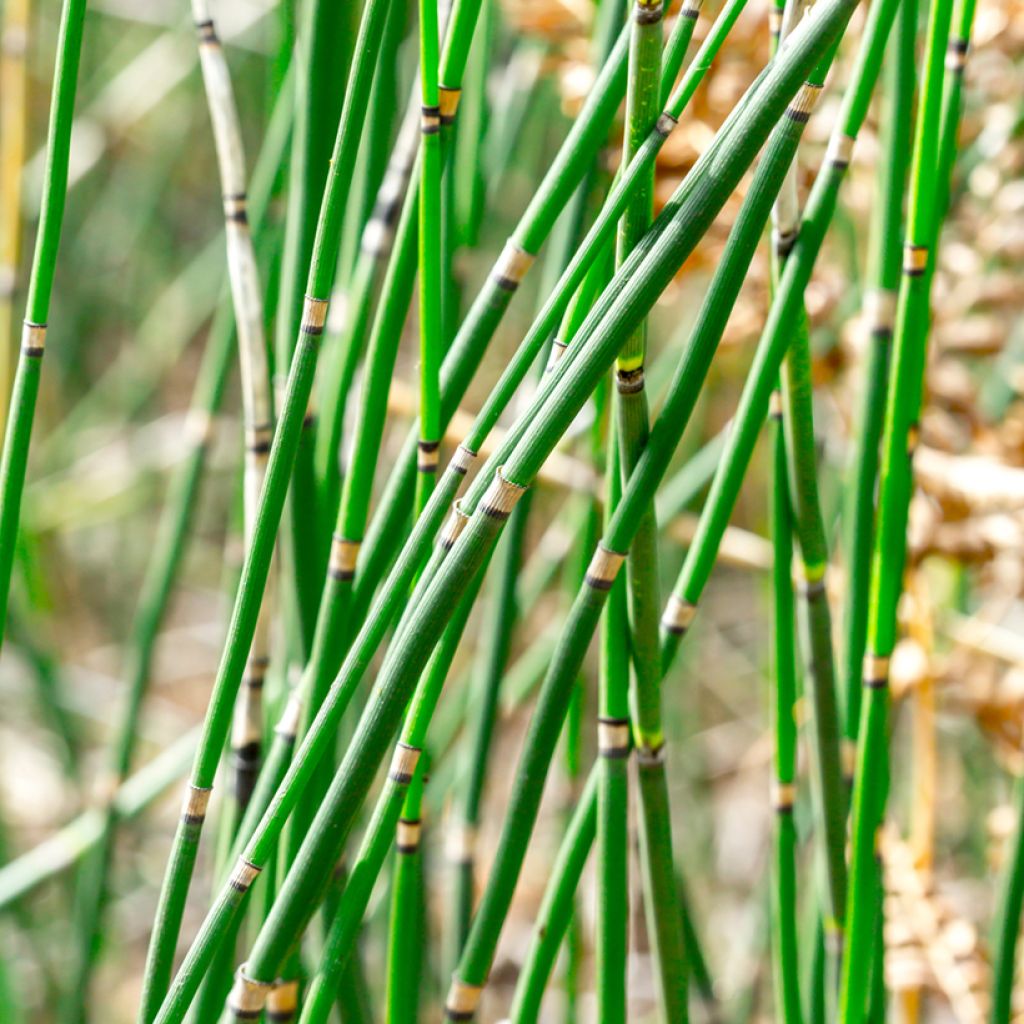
[415,0,443,514]
[770,401,802,1024]
[839,0,962,1011]
[0,0,87,646]
[138,0,396,1013]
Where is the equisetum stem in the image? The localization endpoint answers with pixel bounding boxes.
[0,0,87,647]
[840,0,958,1012]
[191,0,275,853]
[450,495,532,956]
[770,396,802,1024]
[615,0,690,1017]
[841,0,915,768]
[510,764,600,1023]
[0,0,29,434]
[138,0,395,1014]
[415,0,443,514]
[598,423,630,1024]
[385,763,427,1024]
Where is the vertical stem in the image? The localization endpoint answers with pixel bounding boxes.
[840,0,957,1013]
[0,0,87,648]
[770,395,802,1024]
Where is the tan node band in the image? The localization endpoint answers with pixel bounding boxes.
[655,111,678,137]
[903,243,929,276]
[266,980,299,1018]
[445,979,483,1020]
[451,444,477,475]
[421,105,441,134]
[863,288,896,334]
[786,81,822,122]
[547,340,569,370]
[389,742,421,784]
[480,468,528,520]
[769,389,783,419]
[440,503,471,549]
[616,366,645,394]
[680,0,702,17]
[222,192,247,222]
[300,295,329,335]
[418,440,441,471]
[246,423,272,454]
[945,37,968,71]
[863,653,890,688]
[635,0,663,24]
[826,132,855,168]
[182,784,213,824]
[22,321,46,358]
[773,780,796,811]
[598,718,631,758]
[329,535,360,581]
[397,818,422,852]
[195,18,218,44]
[585,545,626,591]
[769,8,783,33]
[448,821,477,863]
[228,966,273,1018]
[274,693,304,739]
[439,86,462,121]
[493,242,535,291]
[661,594,697,635]
[229,859,262,892]
[636,743,665,766]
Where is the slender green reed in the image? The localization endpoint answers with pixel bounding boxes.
[841,0,915,766]
[839,0,958,1013]
[510,764,599,1023]
[0,0,87,644]
[137,0,395,1014]
[415,0,443,514]
[770,397,802,1024]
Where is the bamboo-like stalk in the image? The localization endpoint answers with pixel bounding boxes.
[273,0,354,652]
[385,762,427,1024]
[449,496,532,956]
[841,0,916,771]
[0,0,28,433]
[0,0,87,647]
[598,426,631,1024]
[612,1,693,1016]
[839,0,960,1013]
[511,763,599,1022]
[770,397,802,1024]
[415,0,443,514]
[137,0,396,1014]
[781,315,848,967]
[191,0,275,849]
